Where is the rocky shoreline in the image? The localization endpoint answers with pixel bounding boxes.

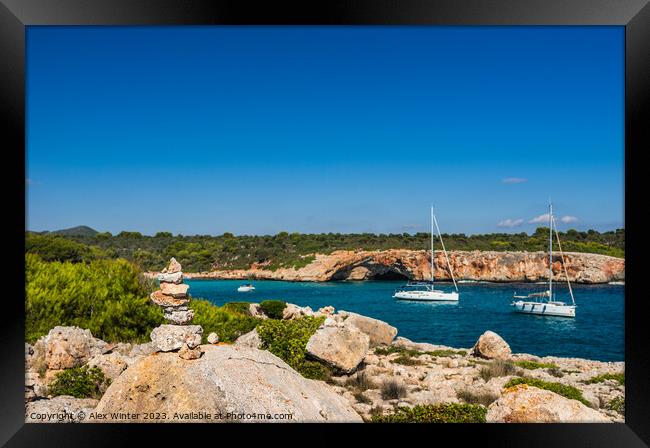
[25,305,624,423]
[150,250,625,284]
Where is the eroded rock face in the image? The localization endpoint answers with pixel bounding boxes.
[306,326,370,373]
[181,250,624,284]
[150,325,203,352]
[32,326,107,371]
[342,312,397,347]
[472,331,511,360]
[486,384,611,423]
[26,396,98,423]
[94,345,362,422]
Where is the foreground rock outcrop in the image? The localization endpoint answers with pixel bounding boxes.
[94,345,362,422]
[177,250,624,284]
[486,384,611,423]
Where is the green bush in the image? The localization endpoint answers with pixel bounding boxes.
[26,233,105,263]
[605,397,625,415]
[584,373,625,386]
[189,299,259,343]
[513,360,559,370]
[256,316,326,378]
[259,300,287,319]
[504,377,591,406]
[426,349,467,357]
[221,301,252,316]
[372,403,487,423]
[25,254,164,343]
[49,366,110,399]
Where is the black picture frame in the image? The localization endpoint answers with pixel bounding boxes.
[2,0,648,445]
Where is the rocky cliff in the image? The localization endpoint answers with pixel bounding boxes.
[177,250,624,284]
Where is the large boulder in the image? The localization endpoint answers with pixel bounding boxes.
[31,326,107,371]
[486,384,611,423]
[150,325,203,352]
[472,331,511,360]
[342,312,397,347]
[234,328,262,349]
[306,326,370,373]
[282,303,314,320]
[94,345,362,422]
[25,396,98,423]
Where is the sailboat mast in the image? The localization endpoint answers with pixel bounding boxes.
[548,201,553,298]
[430,205,435,284]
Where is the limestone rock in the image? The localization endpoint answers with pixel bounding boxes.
[128,342,157,358]
[282,303,314,320]
[306,326,370,373]
[162,257,182,274]
[32,326,107,371]
[234,328,261,349]
[486,384,611,423]
[179,344,203,360]
[160,282,190,297]
[87,353,129,381]
[249,303,268,319]
[163,309,195,325]
[342,311,397,347]
[150,325,203,352]
[94,345,362,422]
[150,290,189,307]
[157,271,183,284]
[472,331,511,360]
[316,306,335,316]
[25,396,98,423]
[207,332,219,344]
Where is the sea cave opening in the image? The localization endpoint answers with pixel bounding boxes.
[370,271,410,281]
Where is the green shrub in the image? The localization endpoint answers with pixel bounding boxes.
[393,354,424,366]
[257,316,326,379]
[513,360,559,370]
[374,346,421,357]
[300,360,333,382]
[372,403,487,423]
[26,233,105,263]
[25,254,164,343]
[584,373,625,386]
[380,380,407,400]
[190,299,259,343]
[504,377,591,406]
[49,366,110,399]
[221,301,252,316]
[547,367,565,378]
[426,349,467,357]
[456,389,499,407]
[605,397,625,415]
[479,359,517,381]
[259,300,287,319]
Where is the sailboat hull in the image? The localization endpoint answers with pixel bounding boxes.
[394,290,459,302]
[511,300,575,317]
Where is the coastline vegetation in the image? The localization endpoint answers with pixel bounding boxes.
[371,403,487,423]
[513,360,559,370]
[584,372,625,386]
[49,366,110,399]
[26,227,625,272]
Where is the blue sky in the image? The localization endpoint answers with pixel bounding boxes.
[26,26,624,236]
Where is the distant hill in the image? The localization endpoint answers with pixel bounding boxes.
[50,225,99,237]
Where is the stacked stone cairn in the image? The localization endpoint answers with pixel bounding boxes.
[149,258,203,360]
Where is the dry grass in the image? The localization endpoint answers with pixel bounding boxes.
[479,359,518,382]
[381,380,408,400]
[344,371,377,392]
[456,388,499,407]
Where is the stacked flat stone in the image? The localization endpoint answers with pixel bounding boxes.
[150,258,203,359]
[153,258,193,324]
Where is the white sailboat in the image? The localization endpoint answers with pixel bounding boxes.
[393,206,459,302]
[237,283,255,292]
[512,202,576,318]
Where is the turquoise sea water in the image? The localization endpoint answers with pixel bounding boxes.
[186,279,624,362]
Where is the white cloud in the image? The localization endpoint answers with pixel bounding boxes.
[497,218,524,228]
[529,213,551,224]
[502,177,528,184]
[560,216,579,224]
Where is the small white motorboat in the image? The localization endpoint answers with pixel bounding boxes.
[511,201,576,318]
[237,283,255,292]
[394,206,459,302]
